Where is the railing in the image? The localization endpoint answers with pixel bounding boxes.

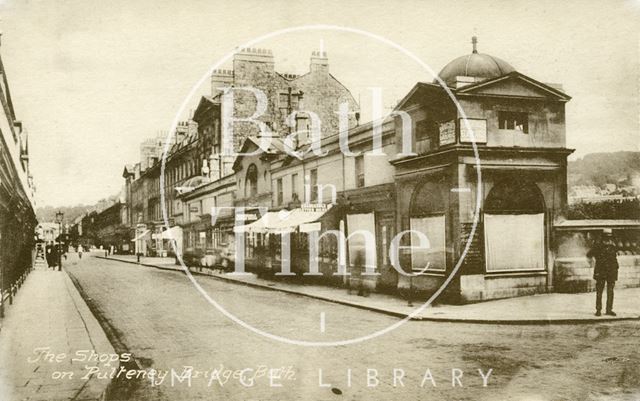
[0,209,37,318]
[0,262,32,318]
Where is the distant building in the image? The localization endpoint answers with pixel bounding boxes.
[35,223,60,245]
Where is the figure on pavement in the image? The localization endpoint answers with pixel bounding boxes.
[45,244,53,268]
[587,228,619,316]
[77,244,83,259]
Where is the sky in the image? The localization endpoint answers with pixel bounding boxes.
[0,0,638,208]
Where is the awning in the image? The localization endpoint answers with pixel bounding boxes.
[233,212,282,234]
[161,226,183,240]
[233,207,332,234]
[131,230,150,241]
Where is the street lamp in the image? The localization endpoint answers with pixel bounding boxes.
[55,211,64,271]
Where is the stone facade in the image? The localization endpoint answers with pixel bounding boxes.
[122,41,640,305]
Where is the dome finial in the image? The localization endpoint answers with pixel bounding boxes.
[471,35,478,53]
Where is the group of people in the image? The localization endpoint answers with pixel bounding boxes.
[44,244,61,269]
[44,243,84,268]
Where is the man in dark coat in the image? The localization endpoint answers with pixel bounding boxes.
[45,244,54,269]
[587,229,619,316]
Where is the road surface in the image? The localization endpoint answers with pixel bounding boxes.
[65,256,640,401]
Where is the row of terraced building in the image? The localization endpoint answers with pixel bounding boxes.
[120,41,640,304]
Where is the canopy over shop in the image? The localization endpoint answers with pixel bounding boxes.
[233,205,339,275]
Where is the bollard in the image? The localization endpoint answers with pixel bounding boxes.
[137,253,141,263]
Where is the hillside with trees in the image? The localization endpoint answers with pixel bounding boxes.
[568,151,640,188]
[567,151,640,219]
[36,194,120,223]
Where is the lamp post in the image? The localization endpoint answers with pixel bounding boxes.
[55,211,64,271]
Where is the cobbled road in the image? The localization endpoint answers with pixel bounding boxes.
[65,256,640,401]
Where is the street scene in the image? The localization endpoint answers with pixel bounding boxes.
[0,1,639,400]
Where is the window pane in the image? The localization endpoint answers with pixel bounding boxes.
[291,173,298,200]
[355,156,364,187]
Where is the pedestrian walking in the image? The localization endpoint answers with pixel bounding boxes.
[45,244,54,268]
[587,228,619,316]
[77,244,83,259]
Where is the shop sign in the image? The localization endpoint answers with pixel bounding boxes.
[301,203,331,213]
[459,118,487,143]
[300,222,321,233]
[438,120,456,145]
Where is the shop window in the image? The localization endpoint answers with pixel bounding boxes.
[410,215,446,272]
[498,111,529,133]
[346,213,377,273]
[355,155,365,188]
[484,178,545,272]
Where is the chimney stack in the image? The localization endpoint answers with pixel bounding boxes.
[310,51,328,73]
[174,121,188,143]
[232,47,274,83]
[210,69,234,98]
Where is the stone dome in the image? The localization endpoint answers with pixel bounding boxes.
[436,37,515,86]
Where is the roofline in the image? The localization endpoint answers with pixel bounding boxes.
[393,82,453,112]
[455,71,571,101]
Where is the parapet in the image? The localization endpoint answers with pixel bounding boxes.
[234,47,274,63]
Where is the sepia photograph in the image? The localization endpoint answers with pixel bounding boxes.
[0,0,638,400]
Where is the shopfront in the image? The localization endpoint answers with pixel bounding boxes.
[234,204,341,280]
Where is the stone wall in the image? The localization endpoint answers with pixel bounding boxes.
[215,48,358,152]
[554,227,640,292]
[459,273,548,302]
[554,256,640,293]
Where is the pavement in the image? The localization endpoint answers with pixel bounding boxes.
[0,254,117,401]
[100,254,640,324]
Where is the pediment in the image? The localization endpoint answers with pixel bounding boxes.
[456,73,571,101]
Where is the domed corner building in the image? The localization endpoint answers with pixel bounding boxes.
[390,37,573,303]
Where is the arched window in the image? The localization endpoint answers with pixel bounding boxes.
[484,178,546,272]
[485,178,545,214]
[410,177,447,217]
[245,164,258,198]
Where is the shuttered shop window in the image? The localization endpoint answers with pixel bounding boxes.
[484,213,544,272]
[409,215,446,272]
